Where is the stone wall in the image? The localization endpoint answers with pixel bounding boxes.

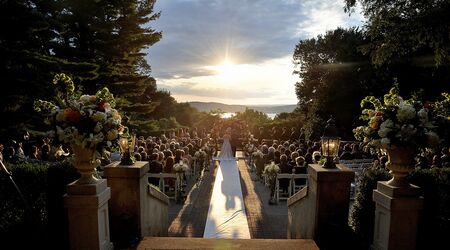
[144,184,169,236]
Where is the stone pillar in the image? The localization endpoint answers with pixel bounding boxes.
[64,179,113,250]
[103,161,150,246]
[372,182,423,250]
[288,164,354,244]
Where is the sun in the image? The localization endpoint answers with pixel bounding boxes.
[216,59,238,83]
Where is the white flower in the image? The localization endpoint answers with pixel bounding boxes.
[92,111,107,122]
[174,161,189,172]
[79,95,96,103]
[417,108,428,124]
[396,102,416,122]
[396,124,417,141]
[94,122,103,133]
[378,119,394,138]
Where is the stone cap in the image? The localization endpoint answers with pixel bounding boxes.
[67,178,108,195]
[376,181,422,197]
[103,161,149,178]
[308,164,355,182]
[373,189,423,210]
[64,187,111,208]
[148,185,169,205]
[287,185,308,206]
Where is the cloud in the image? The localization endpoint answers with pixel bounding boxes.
[145,0,364,104]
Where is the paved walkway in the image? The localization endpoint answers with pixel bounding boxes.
[168,161,218,237]
[168,151,288,239]
[238,157,288,239]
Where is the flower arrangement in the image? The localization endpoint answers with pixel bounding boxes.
[252,150,264,160]
[34,73,123,161]
[353,85,440,150]
[194,149,208,161]
[264,161,280,176]
[173,161,190,173]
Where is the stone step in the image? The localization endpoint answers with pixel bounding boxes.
[137,237,318,250]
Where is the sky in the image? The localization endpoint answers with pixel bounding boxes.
[146,0,364,105]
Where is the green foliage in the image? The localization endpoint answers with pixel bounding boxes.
[349,167,391,245]
[0,0,162,140]
[234,108,271,132]
[0,160,79,248]
[350,167,450,249]
[345,0,450,66]
[293,28,388,140]
[435,93,450,118]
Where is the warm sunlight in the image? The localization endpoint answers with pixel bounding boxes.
[216,59,235,82]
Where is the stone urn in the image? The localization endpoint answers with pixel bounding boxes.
[72,145,100,185]
[384,146,417,187]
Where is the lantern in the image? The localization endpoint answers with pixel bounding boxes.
[321,117,340,168]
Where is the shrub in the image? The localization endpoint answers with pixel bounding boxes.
[349,167,450,249]
[0,160,78,249]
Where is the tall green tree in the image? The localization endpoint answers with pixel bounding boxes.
[51,0,161,132]
[293,28,389,139]
[0,0,98,139]
[345,0,450,66]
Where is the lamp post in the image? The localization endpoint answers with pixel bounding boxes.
[321,117,340,168]
[119,135,135,165]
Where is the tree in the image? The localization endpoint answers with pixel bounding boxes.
[293,28,390,139]
[51,0,161,132]
[0,0,98,139]
[345,0,450,66]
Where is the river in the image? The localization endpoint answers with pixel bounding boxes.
[220,112,277,119]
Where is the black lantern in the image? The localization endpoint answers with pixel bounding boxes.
[119,134,136,165]
[321,117,340,168]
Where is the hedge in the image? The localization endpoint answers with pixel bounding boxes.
[0,160,79,249]
[349,167,450,249]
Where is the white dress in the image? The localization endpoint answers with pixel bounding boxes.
[217,134,235,160]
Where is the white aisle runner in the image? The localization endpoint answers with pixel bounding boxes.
[203,159,251,239]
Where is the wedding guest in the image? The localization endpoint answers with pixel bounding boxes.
[304,148,314,165]
[148,153,163,186]
[312,151,321,164]
[279,154,292,193]
[40,144,51,162]
[13,141,26,162]
[134,152,142,161]
[351,143,363,159]
[293,156,307,186]
[54,144,69,160]
[290,151,300,167]
[339,143,354,160]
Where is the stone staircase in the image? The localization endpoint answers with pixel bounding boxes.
[137,237,319,250]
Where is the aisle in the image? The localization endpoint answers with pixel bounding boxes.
[203,159,251,239]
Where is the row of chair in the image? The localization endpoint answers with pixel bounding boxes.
[147,173,180,200]
[273,173,308,202]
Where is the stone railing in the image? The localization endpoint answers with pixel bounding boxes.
[104,161,169,245]
[144,184,169,237]
[287,164,354,247]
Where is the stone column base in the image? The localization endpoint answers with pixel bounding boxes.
[64,179,113,250]
[372,181,423,250]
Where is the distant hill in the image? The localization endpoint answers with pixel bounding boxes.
[188,102,297,114]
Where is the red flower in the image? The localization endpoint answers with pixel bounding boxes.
[98,101,107,111]
[424,101,434,109]
[64,108,81,123]
[375,111,384,117]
